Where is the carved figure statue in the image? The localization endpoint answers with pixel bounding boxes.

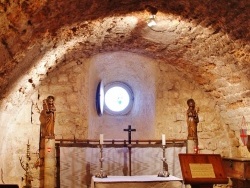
[186,98,199,140]
[40,96,56,137]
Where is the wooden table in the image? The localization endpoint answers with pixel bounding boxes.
[91,175,183,188]
[222,157,250,188]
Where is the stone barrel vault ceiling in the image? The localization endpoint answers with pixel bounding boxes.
[0,0,250,109]
[0,0,249,185]
[0,0,250,94]
[0,0,250,119]
[0,1,249,125]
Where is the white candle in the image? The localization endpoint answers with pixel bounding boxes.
[162,134,166,145]
[100,134,104,144]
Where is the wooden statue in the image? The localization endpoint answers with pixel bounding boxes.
[40,96,56,137]
[186,99,199,140]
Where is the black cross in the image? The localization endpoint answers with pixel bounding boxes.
[123,125,136,144]
[123,125,136,176]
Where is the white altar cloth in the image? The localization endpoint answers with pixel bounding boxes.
[91,175,183,188]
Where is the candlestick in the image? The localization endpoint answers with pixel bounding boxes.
[194,145,199,154]
[100,134,104,144]
[158,145,170,177]
[162,134,166,145]
[95,144,107,178]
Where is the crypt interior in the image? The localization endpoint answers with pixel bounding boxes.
[0,0,249,187]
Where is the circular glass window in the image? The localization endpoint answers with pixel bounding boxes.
[104,82,134,115]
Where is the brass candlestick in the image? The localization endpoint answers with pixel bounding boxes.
[158,145,170,177]
[95,144,107,178]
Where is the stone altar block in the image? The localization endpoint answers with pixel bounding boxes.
[91,175,183,188]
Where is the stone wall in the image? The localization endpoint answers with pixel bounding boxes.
[0,51,245,187]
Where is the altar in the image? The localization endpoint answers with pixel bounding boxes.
[91,175,183,188]
[58,139,186,187]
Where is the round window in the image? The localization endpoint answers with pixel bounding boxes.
[104,82,134,115]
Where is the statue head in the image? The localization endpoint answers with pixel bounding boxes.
[187,98,195,108]
[47,95,54,103]
[46,96,55,110]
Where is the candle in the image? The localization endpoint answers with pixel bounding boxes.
[100,134,104,144]
[162,134,166,145]
[194,146,199,154]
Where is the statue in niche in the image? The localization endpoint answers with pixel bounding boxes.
[186,98,199,140]
[40,96,56,137]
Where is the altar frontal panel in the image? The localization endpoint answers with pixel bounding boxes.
[60,146,186,188]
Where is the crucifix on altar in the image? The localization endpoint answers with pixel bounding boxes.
[123,125,136,176]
